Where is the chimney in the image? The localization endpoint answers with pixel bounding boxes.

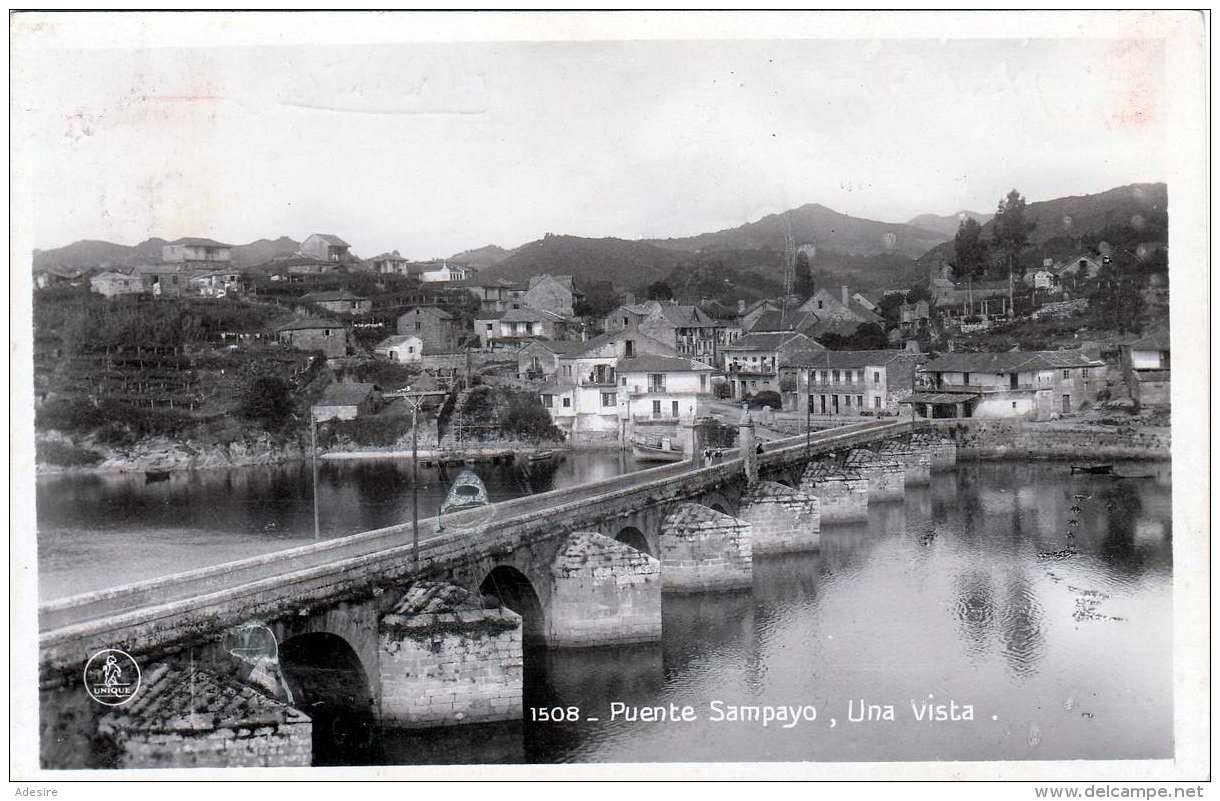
[737,299,746,314]
[841,286,849,307]
[623,291,635,306]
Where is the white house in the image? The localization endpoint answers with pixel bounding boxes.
[162,237,233,264]
[414,260,475,283]
[374,334,423,363]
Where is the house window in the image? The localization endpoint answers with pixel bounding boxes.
[844,395,851,408]
[873,371,880,383]
[857,395,863,407]
[857,370,865,383]
[963,372,971,385]
[1062,369,1070,379]
[415,322,421,330]
[625,340,635,357]
[873,396,881,409]
[324,329,331,336]
[1082,368,1090,377]
[672,400,680,417]
[485,323,492,332]
[621,377,627,386]
[602,392,616,407]
[832,370,840,383]
[542,394,553,408]
[700,374,707,392]
[408,346,415,353]
[652,400,662,416]
[562,397,571,408]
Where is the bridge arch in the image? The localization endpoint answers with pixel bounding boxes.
[699,490,738,518]
[614,525,653,557]
[480,565,545,646]
[279,632,376,766]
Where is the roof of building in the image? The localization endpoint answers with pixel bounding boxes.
[400,305,454,320]
[902,391,982,405]
[370,251,406,262]
[616,354,715,373]
[276,316,343,332]
[300,289,367,302]
[131,263,185,275]
[318,382,380,406]
[521,339,585,354]
[169,237,232,248]
[722,331,811,352]
[375,334,420,348]
[1124,329,1170,352]
[784,348,916,369]
[92,270,141,281]
[309,233,350,247]
[97,663,307,734]
[746,310,798,333]
[922,349,1103,373]
[571,325,678,358]
[500,305,565,323]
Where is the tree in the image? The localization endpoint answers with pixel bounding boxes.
[793,251,814,299]
[646,280,674,301]
[1095,254,1146,335]
[952,217,987,281]
[239,375,295,430]
[993,189,1036,278]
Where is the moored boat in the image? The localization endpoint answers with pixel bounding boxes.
[632,437,684,463]
[1071,464,1114,474]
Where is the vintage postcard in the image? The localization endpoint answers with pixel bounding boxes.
[8,10,1210,786]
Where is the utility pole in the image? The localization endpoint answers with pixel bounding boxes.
[310,408,320,540]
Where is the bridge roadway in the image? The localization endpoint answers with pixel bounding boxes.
[38,418,916,673]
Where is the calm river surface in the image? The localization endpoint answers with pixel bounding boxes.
[36,457,1173,764]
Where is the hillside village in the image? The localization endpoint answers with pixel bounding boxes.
[30,183,1171,471]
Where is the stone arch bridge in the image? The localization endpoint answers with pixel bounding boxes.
[38,419,954,768]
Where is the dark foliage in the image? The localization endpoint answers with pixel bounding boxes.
[239,375,295,430]
[37,440,104,466]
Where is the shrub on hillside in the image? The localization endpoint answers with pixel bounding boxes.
[500,392,564,441]
[38,440,103,466]
[238,375,295,431]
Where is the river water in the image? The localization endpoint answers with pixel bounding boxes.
[36,457,1173,764]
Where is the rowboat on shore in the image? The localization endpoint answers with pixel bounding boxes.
[144,470,171,483]
[528,450,555,464]
[1070,464,1114,475]
[632,437,684,463]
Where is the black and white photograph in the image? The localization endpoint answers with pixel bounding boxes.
[9,10,1209,785]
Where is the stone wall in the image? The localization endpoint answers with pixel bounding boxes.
[736,481,820,553]
[932,419,1171,461]
[547,532,662,646]
[660,503,753,591]
[910,432,957,470]
[878,440,932,485]
[800,462,869,523]
[378,582,522,729]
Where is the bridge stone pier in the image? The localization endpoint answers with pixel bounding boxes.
[660,503,754,591]
[37,419,957,770]
[912,431,957,470]
[736,481,821,553]
[844,448,906,502]
[800,461,870,523]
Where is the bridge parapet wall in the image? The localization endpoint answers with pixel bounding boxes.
[737,481,821,553]
[378,582,522,729]
[660,503,753,591]
[547,532,662,647]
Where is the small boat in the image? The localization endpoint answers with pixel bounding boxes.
[144,470,171,483]
[528,450,555,464]
[632,437,684,463]
[1071,464,1114,474]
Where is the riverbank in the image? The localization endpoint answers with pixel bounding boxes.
[34,430,308,476]
[931,418,1171,461]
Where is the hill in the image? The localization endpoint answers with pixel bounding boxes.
[32,235,302,272]
[918,182,1168,269]
[906,210,990,238]
[449,244,513,269]
[481,234,687,290]
[644,203,949,259]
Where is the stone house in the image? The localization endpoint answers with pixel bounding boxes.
[189,270,247,298]
[781,348,923,416]
[161,237,233,264]
[797,286,884,326]
[276,317,350,358]
[299,289,372,316]
[374,334,423,363]
[369,251,410,275]
[603,300,726,365]
[1121,329,1170,408]
[721,331,819,399]
[910,349,1105,420]
[517,339,584,380]
[617,353,715,430]
[738,299,783,333]
[1023,268,1058,290]
[313,382,383,422]
[90,270,145,298]
[475,306,569,349]
[299,234,352,263]
[133,264,187,298]
[397,306,463,352]
[523,274,580,318]
[1055,254,1103,282]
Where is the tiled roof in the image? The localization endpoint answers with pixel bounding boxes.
[616,354,715,373]
[97,663,307,734]
[170,237,232,248]
[1124,329,1170,351]
[276,316,342,332]
[401,305,454,320]
[573,326,677,358]
[922,349,1102,373]
[784,348,914,369]
[376,334,418,348]
[318,382,379,406]
[722,331,809,352]
[523,339,585,354]
[311,234,350,247]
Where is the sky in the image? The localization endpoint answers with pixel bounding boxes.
[12,13,1169,261]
